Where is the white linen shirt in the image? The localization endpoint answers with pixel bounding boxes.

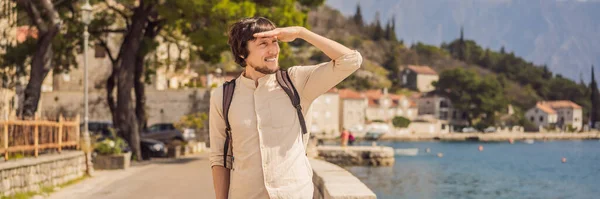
[209,51,362,199]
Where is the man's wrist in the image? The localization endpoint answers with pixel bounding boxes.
[297,27,310,40]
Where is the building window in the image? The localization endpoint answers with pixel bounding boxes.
[407,110,412,116]
[95,44,106,58]
[325,111,331,118]
[530,116,534,122]
[575,117,579,122]
[462,112,468,119]
[452,111,457,119]
[539,116,543,122]
[426,101,430,105]
[440,112,448,120]
[440,100,449,108]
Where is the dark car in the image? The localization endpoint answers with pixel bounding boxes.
[140,138,167,160]
[141,123,196,144]
[81,121,114,138]
[82,121,167,160]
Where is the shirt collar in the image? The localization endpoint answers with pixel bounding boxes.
[238,71,272,89]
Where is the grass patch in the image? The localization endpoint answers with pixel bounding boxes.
[1,176,88,199]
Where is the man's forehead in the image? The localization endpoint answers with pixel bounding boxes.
[252,36,277,43]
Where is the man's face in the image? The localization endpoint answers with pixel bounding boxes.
[245,36,280,74]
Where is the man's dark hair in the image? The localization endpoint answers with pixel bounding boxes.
[228,17,277,67]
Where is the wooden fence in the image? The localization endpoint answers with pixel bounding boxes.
[0,116,80,161]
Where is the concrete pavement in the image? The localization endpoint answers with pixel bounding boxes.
[48,153,215,199]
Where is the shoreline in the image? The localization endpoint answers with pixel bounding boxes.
[382,132,600,142]
[317,132,600,142]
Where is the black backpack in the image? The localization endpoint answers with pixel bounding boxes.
[221,69,308,168]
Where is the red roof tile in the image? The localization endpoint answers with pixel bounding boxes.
[338,89,364,99]
[541,100,582,109]
[407,65,437,75]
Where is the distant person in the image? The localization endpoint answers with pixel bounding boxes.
[209,17,362,199]
[341,128,350,147]
[348,131,356,145]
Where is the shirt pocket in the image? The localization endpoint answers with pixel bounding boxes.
[267,93,297,129]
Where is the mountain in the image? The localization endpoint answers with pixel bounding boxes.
[325,0,600,82]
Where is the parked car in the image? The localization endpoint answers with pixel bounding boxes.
[82,121,167,160]
[483,127,497,133]
[141,123,196,144]
[80,121,114,138]
[462,127,478,133]
[140,138,167,160]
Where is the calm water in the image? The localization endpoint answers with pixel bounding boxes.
[341,140,600,199]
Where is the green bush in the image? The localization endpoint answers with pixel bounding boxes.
[94,137,126,155]
[392,116,411,128]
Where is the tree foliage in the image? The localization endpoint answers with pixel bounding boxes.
[434,68,507,125]
[392,116,410,128]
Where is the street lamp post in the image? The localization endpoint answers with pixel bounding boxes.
[81,0,93,176]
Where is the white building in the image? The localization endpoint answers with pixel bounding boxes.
[525,100,582,131]
[310,89,340,137]
[338,89,368,132]
[364,88,418,123]
[400,65,439,92]
[417,90,469,126]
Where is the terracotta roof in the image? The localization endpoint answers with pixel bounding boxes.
[364,89,382,98]
[541,100,582,109]
[535,103,556,114]
[363,89,415,108]
[338,89,364,99]
[16,26,38,43]
[407,65,437,75]
[326,88,338,93]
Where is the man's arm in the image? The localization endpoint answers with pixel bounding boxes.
[297,27,353,60]
[254,27,362,102]
[208,88,232,199]
[212,166,230,199]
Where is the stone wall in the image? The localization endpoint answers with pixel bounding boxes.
[0,151,86,197]
[317,146,394,166]
[39,88,210,126]
[310,158,376,199]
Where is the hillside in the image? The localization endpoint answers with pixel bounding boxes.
[326,0,600,83]
[303,5,591,125]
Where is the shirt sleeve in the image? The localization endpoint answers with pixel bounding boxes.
[289,50,363,102]
[208,87,233,169]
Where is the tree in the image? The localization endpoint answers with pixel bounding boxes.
[7,0,77,118]
[88,0,321,160]
[434,68,507,126]
[388,16,398,42]
[353,3,363,27]
[591,65,600,128]
[392,116,410,128]
[371,12,383,41]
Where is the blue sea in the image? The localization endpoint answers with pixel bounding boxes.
[342,140,600,199]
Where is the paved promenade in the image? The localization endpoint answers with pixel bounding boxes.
[48,154,215,199]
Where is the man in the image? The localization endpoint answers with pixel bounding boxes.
[209,17,362,199]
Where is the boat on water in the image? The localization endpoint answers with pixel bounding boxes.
[395,148,419,156]
[524,139,535,144]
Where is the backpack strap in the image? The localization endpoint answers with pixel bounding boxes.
[276,70,308,135]
[222,79,236,169]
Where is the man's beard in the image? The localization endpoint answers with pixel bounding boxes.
[252,64,278,75]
